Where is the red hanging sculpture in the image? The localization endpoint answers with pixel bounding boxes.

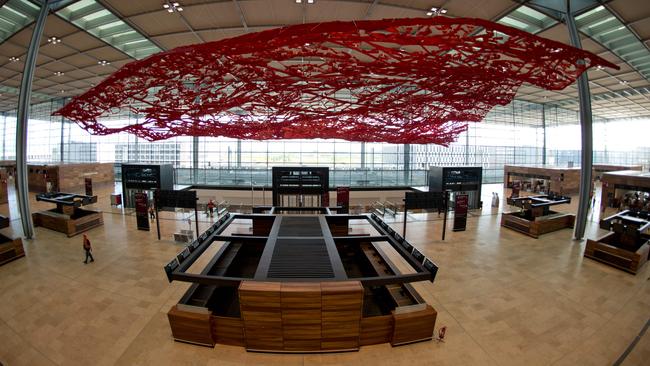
[54,17,617,145]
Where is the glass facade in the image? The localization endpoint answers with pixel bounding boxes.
[1,98,648,187]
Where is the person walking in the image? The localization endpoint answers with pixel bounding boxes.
[149,206,156,220]
[83,234,94,264]
[207,199,215,217]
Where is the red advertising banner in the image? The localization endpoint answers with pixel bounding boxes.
[321,191,330,207]
[135,192,150,231]
[453,194,468,232]
[336,186,350,214]
[84,178,93,196]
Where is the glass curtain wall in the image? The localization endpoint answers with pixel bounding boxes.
[1,98,649,187]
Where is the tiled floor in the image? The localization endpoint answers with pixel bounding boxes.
[0,182,648,366]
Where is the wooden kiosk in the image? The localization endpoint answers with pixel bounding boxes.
[585,210,650,274]
[27,163,114,193]
[164,208,439,352]
[600,170,650,213]
[593,164,642,180]
[0,215,25,266]
[32,193,103,237]
[501,194,575,238]
[504,165,582,194]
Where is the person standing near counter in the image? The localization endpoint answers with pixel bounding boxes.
[83,234,94,264]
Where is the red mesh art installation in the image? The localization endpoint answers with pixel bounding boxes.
[54,17,617,145]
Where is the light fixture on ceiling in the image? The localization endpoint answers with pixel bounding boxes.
[60,90,65,93]
[426,7,448,16]
[163,1,183,12]
[619,80,628,84]
[47,36,62,44]
[9,56,19,62]
[596,65,603,70]
[296,0,315,4]
[98,60,110,66]
[54,71,64,76]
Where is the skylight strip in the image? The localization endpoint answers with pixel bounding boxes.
[577,5,650,83]
[56,0,161,60]
[496,5,557,35]
[0,0,38,44]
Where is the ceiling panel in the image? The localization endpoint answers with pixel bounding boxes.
[608,0,650,22]
[82,45,128,60]
[105,0,218,17]
[181,3,242,29]
[60,31,107,52]
[365,4,423,20]
[240,0,300,26]
[629,17,650,39]
[380,0,438,9]
[305,2,369,23]
[58,53,102,68]
[152,32,202,49]
[41,13,78,36]
[446,0,515,20]
[126,10,188,36]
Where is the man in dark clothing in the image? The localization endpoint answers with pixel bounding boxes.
[83,234,94,264]
[207,199,215,217]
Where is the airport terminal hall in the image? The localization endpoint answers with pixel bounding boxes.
[1,0,650,365]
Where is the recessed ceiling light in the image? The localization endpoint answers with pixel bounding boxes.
[60,90,65,93]
[9,56,19,62]
[427,7,448,16]
[620,80,628,84]
[54,71,64,76]
[163,1,183,12]
[47,36,61,44]
[296,0,314,3]
[98,60,110,66]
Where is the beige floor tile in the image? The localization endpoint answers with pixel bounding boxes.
[0,182,647,365]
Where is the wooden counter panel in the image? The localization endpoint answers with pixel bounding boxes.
[391,305,437,346]
[501,212,574,238]
[32,210,103,237]
[321,281,363,351]
[239,281,283,351]
[359,316,393,346]
[585,236,650,274]
[167,305,214,346]
[0,237,25,266]
[211,316,245,347]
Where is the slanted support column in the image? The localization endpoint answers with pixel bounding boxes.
[542,103,547,165]
[565,1,593,240]
[16,1,51,239]
[403,144,410,185]
[193,136,199,184]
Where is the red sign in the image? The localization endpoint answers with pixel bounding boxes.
[453,194,468,232]
[135,192,150,231]
[336,187,350,213]
[84,178,93,196]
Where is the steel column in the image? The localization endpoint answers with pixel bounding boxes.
[542,103,547,165]
[403,144,410,185]
[59,98,66,162]
[15,1,50,239]
[192,136,199,184]
[566,1,593,240]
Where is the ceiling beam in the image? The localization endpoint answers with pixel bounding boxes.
[363,0,379,19]
[232,0,248,32]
